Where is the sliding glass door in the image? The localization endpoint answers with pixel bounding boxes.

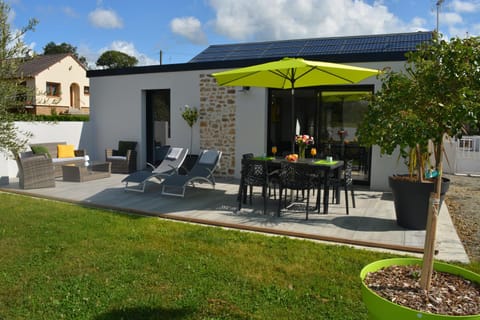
[267,85,373,184]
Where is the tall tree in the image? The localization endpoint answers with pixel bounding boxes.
[96,50,138,69]
[0,0,37,156]
[357,34,480,291]
[43,41,88,68]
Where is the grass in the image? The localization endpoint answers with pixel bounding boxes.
[0,192,478,319]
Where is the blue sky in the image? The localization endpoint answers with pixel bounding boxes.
[7,0,480,68]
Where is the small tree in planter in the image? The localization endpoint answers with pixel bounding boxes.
[180,105,199,172]
[357,34,480,315]
[181,105,199,153]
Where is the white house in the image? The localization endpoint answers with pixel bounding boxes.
[18,53,90,115]
[0,32,435,189]
[86,31,436,190]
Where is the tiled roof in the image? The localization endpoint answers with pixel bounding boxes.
[17,53,80,77]
[190,31,433,63]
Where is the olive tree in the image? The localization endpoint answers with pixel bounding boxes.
[0,0,38,156]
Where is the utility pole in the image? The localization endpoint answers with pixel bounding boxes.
[436,0,444,33]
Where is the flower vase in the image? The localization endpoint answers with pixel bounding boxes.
[299,144,306,159]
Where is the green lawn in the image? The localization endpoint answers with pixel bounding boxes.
[0,192,478,319]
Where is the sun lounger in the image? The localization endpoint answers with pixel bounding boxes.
[161,149,222,197]
[122,147,188,192]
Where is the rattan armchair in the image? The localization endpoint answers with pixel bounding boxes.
[105,141,137,173]
[16,152,55,189]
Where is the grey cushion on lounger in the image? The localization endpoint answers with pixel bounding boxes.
[199,150,218,165]
[166,147,182,160]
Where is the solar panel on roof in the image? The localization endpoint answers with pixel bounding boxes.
[189,31,433,63]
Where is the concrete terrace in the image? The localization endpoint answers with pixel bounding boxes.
[0,173,469,263]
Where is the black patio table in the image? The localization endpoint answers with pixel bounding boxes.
[255,157,344,214]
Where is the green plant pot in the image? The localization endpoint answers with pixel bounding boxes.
[360,258,480,320]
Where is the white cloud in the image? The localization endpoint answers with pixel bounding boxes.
[88,8,123,29]
[98,40,158,66]
[62,6,77,18]
[472,23,480,35]
[170,17,207,44]
[206,0,424,42]
[442,12,464,25]
[450,0,480,13]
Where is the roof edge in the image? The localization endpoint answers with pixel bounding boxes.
[87,52,409,78]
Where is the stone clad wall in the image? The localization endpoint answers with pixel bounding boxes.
[199,74,236,176]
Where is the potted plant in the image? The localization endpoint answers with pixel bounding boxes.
[181,105,199,172]
[356,34,480,317]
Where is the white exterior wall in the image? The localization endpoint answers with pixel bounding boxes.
[89,70,204,168]
[89,69,270,173]
[34,56,89,109]
[234,86,269,176]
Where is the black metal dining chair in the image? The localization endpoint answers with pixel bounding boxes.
[238,158,271,214]
[238,153,254,204]
[329,159,356,215]
[277,161,318,220]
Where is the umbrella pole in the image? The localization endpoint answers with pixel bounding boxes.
[291,87,295,153]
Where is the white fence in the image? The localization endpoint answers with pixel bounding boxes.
[455,136,480,175]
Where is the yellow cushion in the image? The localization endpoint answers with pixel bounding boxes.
[57,144,75,158]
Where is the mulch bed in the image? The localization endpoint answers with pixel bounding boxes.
[364,264,480,316]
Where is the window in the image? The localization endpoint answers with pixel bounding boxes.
[46,82,61,96]
[267,85,374,184]
[84,86,90,95]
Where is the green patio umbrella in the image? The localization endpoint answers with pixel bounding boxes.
[211,57,380,152]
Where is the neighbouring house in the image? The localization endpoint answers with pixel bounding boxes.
[17,53,90,115]
[85,31,433,190]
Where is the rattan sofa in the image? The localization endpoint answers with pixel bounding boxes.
[16,152,55,189]
[29,142,86,177]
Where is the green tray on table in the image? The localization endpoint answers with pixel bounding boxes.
[252,156,275,161]
[313,159,338,165]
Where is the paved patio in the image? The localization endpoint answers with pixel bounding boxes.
[0,173,469,263]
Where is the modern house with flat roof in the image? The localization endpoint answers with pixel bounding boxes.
[87,31,434,190]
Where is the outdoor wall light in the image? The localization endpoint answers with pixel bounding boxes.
[239,86,250,92]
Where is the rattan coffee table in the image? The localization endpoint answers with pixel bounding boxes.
[62,162,111,182]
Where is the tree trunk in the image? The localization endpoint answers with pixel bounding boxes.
[420,140,444,291]
[416,144,425,183]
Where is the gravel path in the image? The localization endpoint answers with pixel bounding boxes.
[444,174,480,263]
